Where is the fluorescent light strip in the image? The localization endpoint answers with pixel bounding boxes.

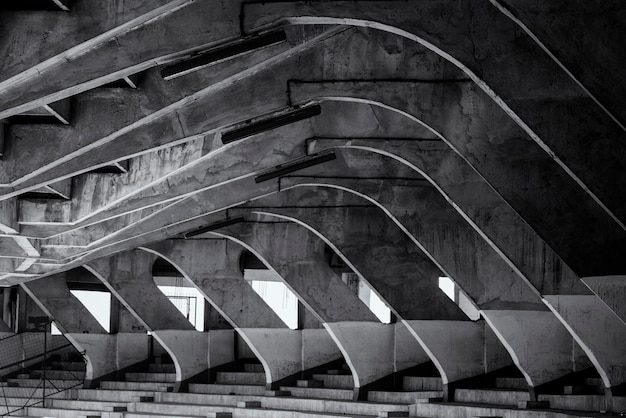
[221,104,322,144]
[255,151,336,183]
[161,29,288,80]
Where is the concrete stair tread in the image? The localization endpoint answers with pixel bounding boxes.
[157,392,408,416]
[367,390,444,404]
[279,385,354,400]
[124,372,177,382]
[189,383,267,395]
[402,376,443,391]
[26,406,103,417]
[455,388,530,406]
[133,401,379,418]
[216,372,266,385]
[100,381,174,391]
[411,401,606,417]
[311,374,355,389]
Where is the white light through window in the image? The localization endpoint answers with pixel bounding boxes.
[70,290,111,332]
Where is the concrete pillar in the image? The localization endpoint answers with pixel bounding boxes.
[543,295,626,393]
[86,249,207,391]
[482,310,590,395]
[246,0,626,246]
[20,271,153,387]
[239,191,518,399]
[2,288,13,332]
[212,220,400,398]
[20,273,106,334]
[146,238,317,383]
[293,80,625,279]
[404,319,511,400]
[581,276,626,324]
[275,175,586,390]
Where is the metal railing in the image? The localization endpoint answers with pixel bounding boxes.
[0,320,85,416]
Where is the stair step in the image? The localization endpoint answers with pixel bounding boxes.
[74,389,156,403]
[156,392,409,416]
[410,401,600,418]
[216,372,265,385]
[494,377,528,390]
[147,363,176,373]
[311,374,354,389]
[242,363,264,373]
[125,372,176,382]
[100,380,174,391]
[297,379,324,388]
[368,390,444,404]
[46,398,129,412]
[455,388,530,406]
[189,383,267,395]
[7,378,82,389]
[280,386,354,400]
[403,376,443,391]
[26,406,102,418]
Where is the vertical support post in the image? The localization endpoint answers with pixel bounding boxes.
[42,322,47,405]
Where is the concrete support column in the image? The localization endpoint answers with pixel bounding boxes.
[482,310,589,396]
[19,272,139,387]
[146,239,306,382]
[543,295,626,395]
[242,189,520,398]
[582,276,626,324]
[86,249,206,392]
[20,273,106,334]
[213,220,392,398]
[284,150,592,390]
[404,319,511,400]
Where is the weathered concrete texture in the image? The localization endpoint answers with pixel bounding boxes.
[305,138,586,295]
[481,310,590,388]
[145,239,285,329]
[255,182,542,310]
[85,249,194,331]
[152,330,208,392]
[493,0,626,130]
[21,273,106,334]
[395,322,431,371]
[214,221,378,323]
[301,328,343,370]
[207,329,235,370]
[246,205,466,321]
[246,0,626,230]
[581,276,626,324]
[324,322,393,393]
[0,0,185,85]
[0,0,241,120]
[66,332,150,388]
[403,319,512,387]
[544,295,626,390]
[237,328,301,388]
[292,82,626,277]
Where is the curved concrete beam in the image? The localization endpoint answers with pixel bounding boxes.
[85,249,207,391]
[244,0,626,229]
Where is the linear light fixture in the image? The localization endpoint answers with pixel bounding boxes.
[255,151,337,183]
[221,104,322,144]
[161,29,288,80]
[183,216,245,238]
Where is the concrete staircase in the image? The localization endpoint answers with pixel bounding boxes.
[7,360,625,418]
[0,352,85,416]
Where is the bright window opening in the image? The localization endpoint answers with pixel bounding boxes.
[438,276,456,301]
[438,276,480,320]
[70,290,111,332]
[51,321,62,335]
[342,273,391,323]
[245,269,298,329]
[158,285,205,331]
